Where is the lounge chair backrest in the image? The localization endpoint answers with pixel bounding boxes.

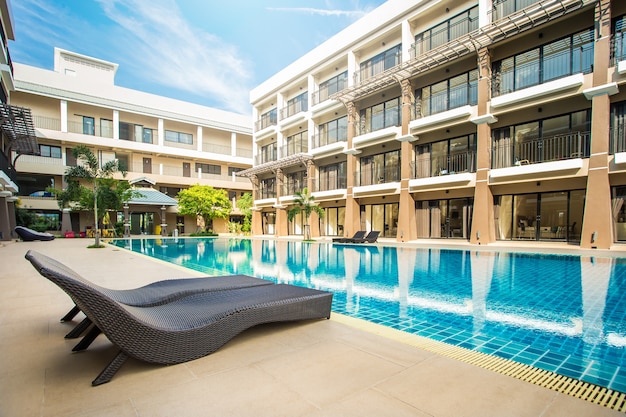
[353,231,367,239]
[25,250,133,339]
[366,231,380,242]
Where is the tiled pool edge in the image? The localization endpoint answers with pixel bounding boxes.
[331,313,626,412]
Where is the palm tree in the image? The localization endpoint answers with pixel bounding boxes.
[62,145,125,247]
[287,187,324,240]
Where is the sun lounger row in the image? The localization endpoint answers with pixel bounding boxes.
[25,250,333,386]
[332,230,380,244]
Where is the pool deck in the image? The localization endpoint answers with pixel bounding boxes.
[2,237,625,417]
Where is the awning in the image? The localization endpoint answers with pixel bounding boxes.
[126,188,178,206]
[0,103,38,156]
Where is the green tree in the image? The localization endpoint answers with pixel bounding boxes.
[287,187,324,240]
[177,185,231,232]
[236,192,253,233]
[54,145,129,247]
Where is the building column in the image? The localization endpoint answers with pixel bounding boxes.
[471,47,496,245]
[398,79,417,242]
[158,118,164,147]
[306,160,321,238]
[197,126,203,152]
[250,175,263,235]
[343,101,361,237]
[160,206,167,237]
[0,191,11,241]
[231,132,237,157]
[113,110,119,140]
[274,168,288,236]
[60,100,68,132]
[581,0,613,249]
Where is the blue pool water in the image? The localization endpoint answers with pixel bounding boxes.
[111,237,626,392]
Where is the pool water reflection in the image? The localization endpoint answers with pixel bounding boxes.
[111,237,626,392]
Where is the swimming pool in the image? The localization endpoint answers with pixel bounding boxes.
[111,237,626,393]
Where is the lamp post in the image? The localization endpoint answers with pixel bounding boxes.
[160,205,167,237]
[123,204,130,237]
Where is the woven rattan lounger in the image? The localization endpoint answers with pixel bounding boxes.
[25,250,333,386]
[60,271,273,344]
[332,230,366,243]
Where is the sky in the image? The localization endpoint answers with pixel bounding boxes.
[9,0,387,115]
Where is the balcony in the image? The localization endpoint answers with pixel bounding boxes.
[492,131,590,169]
[310,175,347,194]
[281,139,308,158]
[412,151,476,179]
[354,165,400,187]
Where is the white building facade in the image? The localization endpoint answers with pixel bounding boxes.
[247,0,626,249]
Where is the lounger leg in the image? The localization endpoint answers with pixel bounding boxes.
[72,326,102,352]
[92,351,128,386]
[65,317,92,339]
[60,305,81,322]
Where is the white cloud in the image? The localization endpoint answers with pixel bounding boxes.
[266,7,368,18]
[95,0,253,114]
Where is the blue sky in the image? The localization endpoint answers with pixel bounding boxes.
[9,0,386,115]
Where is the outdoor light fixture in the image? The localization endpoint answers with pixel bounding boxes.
[591,231,597,243]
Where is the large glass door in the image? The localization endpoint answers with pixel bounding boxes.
[498,190,584,241]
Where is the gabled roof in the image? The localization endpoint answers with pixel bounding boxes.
[127,188,177,206]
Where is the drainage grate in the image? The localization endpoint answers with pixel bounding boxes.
[333,314,626,412]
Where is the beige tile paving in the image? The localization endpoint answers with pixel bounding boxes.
[1,238,624,416]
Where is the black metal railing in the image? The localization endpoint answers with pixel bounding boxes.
[411,151,476,178]
[492,131,590,168]
[354,165,401,186]
[310,175,347,192]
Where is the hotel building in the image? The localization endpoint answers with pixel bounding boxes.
[246,0,626,249]
[6,47,252,238]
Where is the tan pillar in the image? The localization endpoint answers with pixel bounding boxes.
[0,193,10,241]
[306,160,321,237]
[471,47,496,244]
[398,79,417,242]
[343,101,361,236]
[275,168,288,236]
[581,0,612,249]
[252,210,263,235]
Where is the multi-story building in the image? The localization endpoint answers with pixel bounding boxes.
[246,0,626,249]
[10,47,253,236]
[0,0,39,241]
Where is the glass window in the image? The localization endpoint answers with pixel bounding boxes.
[83,116,95,135]
[100,119,113,138]
[165,130,193,144]
[195,163,221,175]
[39,144,62,158]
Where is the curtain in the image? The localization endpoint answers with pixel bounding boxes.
[492,128,512,168]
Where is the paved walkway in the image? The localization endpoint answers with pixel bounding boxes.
[1,238,623,416]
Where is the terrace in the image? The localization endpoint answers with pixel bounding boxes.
[1,238,624,416]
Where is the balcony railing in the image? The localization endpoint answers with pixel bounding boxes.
[281,181,306,197]
[492,45,593,97]
[279,100,308,120]
[255,152,277,166]
[311,133,347,149]
[281,139,308,157]
[259,186,276,199]
[410,10,478,59]
[355,165,401,186]
[610,124,626,154]
[411,151,476,178]
[255,114,277,132]
[310,175,347,192]
[492,131,590,168]
[354,51,402,84]
[414,83,478,119]
[311,81,348,106]
[491,0,540,20]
